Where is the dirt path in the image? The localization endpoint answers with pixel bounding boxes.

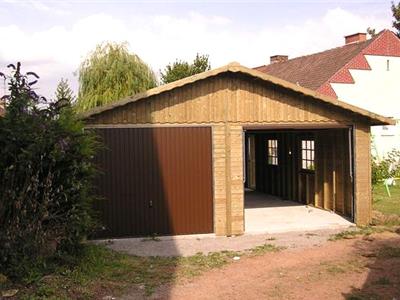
[146,232,400,300]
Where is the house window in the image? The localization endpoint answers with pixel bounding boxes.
[301,139,315,170]
[267,139,278,165]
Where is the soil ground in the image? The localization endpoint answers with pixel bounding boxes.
[123,231,400,300]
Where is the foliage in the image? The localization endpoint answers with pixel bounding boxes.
[160,53,211,84]
[366,27,376,37]
[329,226,387,241]
[373,184,400,218]
[0,63,98,280]
[190,53,211,74]
[392,1,400,37]
[75,42,157,112]
[371,150,400,185]
[249,243,284,256]
[55,78,75,103]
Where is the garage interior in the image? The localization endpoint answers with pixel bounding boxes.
[244,127,355,233]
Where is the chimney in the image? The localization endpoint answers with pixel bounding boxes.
[270,55,288,64]
[345,33,367,45]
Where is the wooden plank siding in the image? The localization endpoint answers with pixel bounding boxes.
[87,74,358,126]
[314,130,353,216]
[86,72,373,235]
[354,123,372,225]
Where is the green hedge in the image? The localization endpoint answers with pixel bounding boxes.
[0,63,99,280]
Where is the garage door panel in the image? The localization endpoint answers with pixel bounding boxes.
[92,127,213,238]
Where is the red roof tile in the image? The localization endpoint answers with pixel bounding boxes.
[254,37,375,91]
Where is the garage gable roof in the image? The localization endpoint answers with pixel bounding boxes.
[81,62,394,126]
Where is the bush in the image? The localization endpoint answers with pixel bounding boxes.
[0,63,98,280]
[372,150,400,185]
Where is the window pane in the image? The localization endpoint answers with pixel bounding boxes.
[301,139,315,170]
[267,139,278,165]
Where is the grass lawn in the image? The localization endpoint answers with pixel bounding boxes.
[0,243,282,299]
[373,183,400,216]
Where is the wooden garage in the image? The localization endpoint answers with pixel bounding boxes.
[83,63,394,238]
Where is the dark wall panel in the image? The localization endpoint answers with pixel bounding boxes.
[92,127,213,238]
[251,129,353,219]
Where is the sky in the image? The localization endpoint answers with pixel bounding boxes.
[0,0,395,98]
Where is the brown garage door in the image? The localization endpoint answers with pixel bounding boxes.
[92,127,213,238]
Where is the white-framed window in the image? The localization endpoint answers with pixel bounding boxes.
[267,139,278,165]
[301,139,315,170]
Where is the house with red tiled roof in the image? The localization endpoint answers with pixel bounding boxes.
[255,29,400,159]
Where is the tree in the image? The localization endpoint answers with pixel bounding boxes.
[55,78,75,103]
[191,53,211,74]
[392,1,400,37]
[160,53,211,84]
[0,63,98,279]
[75,42,157,112]
[366,27,376,37]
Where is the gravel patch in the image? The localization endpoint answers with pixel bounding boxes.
[93,226,356,257]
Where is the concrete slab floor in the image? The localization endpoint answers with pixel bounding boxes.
[93,227,355,257]
[245,191,354,234]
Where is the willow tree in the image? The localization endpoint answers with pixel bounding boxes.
[76,43,157,112]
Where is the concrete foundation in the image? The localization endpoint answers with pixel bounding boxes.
[245,191,354,233]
